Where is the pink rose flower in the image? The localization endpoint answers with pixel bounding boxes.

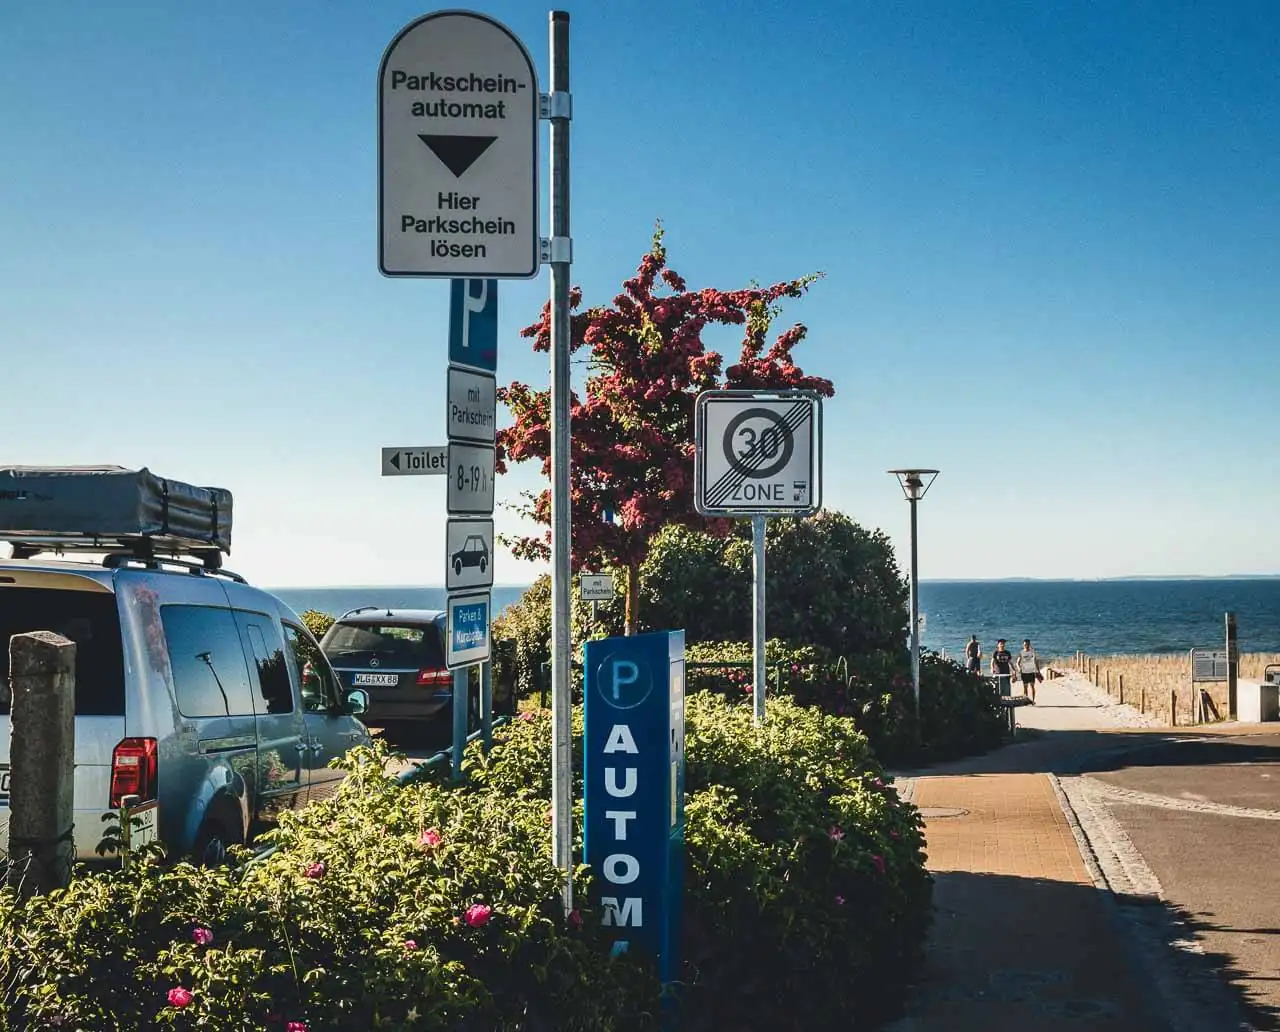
[192,926,214,946]
[568,908,583,930]
[403,939,418,951]
[872,854,886,875]
[167,987,193,1008]
[828,826,845,842]
[304,861,326,879]
[465,903,493,928]
[286,1023,309,1032]
[419,828,443,849]
[835,895,846,906]
[518,710,536,721]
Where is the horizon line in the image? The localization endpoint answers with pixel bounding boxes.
[267,574,1280,590]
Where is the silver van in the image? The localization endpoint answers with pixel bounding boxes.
[0,554,372,864]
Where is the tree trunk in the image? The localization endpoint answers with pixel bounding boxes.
[624,563,640,636]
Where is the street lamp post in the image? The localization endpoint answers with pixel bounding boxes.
[888,469,939,724]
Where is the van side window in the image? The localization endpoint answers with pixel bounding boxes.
[282,623,342,714]
[242,620,294,715]
[161,605,256,718]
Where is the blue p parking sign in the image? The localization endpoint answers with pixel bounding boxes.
[449,279,498,372]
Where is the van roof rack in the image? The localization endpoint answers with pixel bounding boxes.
[100,551,248,584]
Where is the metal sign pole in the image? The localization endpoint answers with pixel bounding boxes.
[452,666,469,780]
[547,9,575,915]
[481,660,493,752]
[752,515,767,724]
[909,495,921,721]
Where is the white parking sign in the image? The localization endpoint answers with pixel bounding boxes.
[694,390,822,516]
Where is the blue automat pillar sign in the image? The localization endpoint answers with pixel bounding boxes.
[583,631,685,985]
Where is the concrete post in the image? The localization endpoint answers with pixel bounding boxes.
[6,631,76,897]
[1226,612,1238,721]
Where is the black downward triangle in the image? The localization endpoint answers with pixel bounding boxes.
[390,452,401,470]
[418,134,497,177]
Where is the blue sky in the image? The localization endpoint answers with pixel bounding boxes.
[2,0,1278,586]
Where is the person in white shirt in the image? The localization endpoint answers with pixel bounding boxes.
[1017,639,1042,703]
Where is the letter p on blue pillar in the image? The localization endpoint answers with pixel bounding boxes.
[583,631,685,991]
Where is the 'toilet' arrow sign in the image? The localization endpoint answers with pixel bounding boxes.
[379,11,539,278]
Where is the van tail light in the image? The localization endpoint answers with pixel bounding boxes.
[110,738,158,807]
[416,668,452,687]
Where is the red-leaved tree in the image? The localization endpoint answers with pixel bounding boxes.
[497,225,835,634]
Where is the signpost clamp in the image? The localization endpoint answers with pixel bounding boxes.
[540,91,573,120]
[540,236,573,264]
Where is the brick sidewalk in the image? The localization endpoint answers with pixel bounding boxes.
[885,773,1168,1030]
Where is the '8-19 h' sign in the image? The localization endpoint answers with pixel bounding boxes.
[583,631,685,985]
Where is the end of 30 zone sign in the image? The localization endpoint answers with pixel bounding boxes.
[693,390,823,517]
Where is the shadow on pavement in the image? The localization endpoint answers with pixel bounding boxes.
[892,870,1268,1031]
[897,727,1280,782]
[1075,735,1280,775]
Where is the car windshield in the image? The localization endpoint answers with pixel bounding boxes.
[323,622,444,669]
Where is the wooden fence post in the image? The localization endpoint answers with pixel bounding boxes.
[1141,685,1147,713]
[1106,670,1111,695]
[1118,674,1125,706]
[1170,689,1178,727]
[6,631,77,898]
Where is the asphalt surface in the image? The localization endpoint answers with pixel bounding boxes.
[1107,803,1280,1029]
[1079,732,1280,1029]
[1086,735,1280,811]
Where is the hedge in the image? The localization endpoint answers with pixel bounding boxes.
[0,696,931,1030]
[686,642,1007,767]
[0,749,659,1031]
[465,693,932,1029]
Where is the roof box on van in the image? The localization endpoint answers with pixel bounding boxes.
[0,465,232,560]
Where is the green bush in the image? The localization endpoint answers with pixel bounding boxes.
[466,694,932,1029]
[683,642,1007,767]
[298,609,335,641]
[494,509,910,700]
[491,574,553,700]
[0,745,660,1031]
[638,512,909,655]
[785,649,1008,766]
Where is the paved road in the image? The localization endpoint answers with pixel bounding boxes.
[890,673,1280,1030]
[1078,732,1280,1029]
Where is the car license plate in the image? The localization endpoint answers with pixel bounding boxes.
[353,673,399,687]
[0,765,8,804]
[126,800,158,848]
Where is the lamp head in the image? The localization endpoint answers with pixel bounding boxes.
[888,468,939,501]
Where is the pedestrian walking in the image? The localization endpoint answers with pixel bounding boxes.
[964,635,982,674]
[990,639,1014,697]
[1018,639,1043,703]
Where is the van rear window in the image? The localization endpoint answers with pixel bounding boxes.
[323,621,446,670]
[0,587,126,715]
